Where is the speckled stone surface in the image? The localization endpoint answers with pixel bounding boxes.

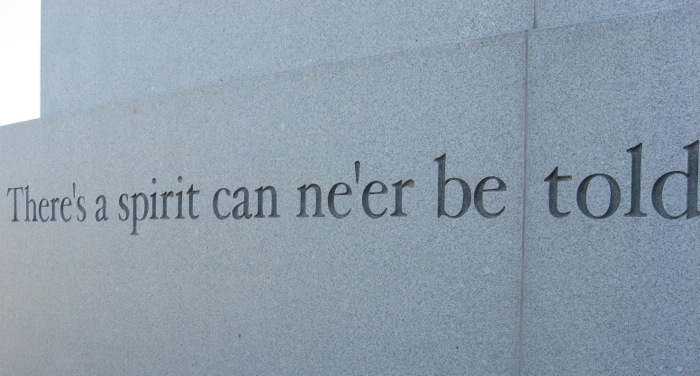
[524,9,700,375]
[1,34,525,375]
[41,0,533,117]
[9,2,700,374]
[537,0,700,28]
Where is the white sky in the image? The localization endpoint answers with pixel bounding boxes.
[0,0,40,126]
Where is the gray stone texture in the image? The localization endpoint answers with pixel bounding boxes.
[537,0,700,28]
[7,1,700,374]
[41,0,533,117]
[525,8,700,375]
[2,34,526,375]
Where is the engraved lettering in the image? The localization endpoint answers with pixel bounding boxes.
[577,174,621,219]
[390,179,414,217]
[297,184,324,218]
[362,181,388,219]
[328,182,352,219]
[624,143,647,217]
[474,176,506,218]
[254,186,279,218]
[652,140,699,219]
[545,167,571,218]
[95,195,108,222]
[213,188,231,219]
[435,154,470,218]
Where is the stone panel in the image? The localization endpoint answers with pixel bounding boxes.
[41,0,533,117]
[525,9,700,374]
[537,0,700,28]
[3,34,525,375]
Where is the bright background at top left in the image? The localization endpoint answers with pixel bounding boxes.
[0,0,40,126]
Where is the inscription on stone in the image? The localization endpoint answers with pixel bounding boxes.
[5,142,698,235]
[546,141,698,219]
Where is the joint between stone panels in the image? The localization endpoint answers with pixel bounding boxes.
[533,0,539,30]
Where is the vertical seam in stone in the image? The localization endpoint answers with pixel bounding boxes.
[534,0,539,29]
[518,30,531,376]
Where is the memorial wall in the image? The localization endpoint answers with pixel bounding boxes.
[1,1,698,374]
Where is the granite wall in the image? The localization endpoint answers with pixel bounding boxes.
[0,2,698,374]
